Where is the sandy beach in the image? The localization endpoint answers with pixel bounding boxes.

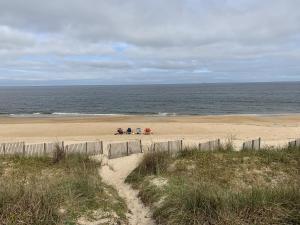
[0,114,299,148]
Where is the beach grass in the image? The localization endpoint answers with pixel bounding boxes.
[0,154,127,225]
[126,145,300,225]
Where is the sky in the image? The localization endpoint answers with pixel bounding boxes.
[0,0,300,86]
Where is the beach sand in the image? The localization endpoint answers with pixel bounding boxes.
[0,114,299,148]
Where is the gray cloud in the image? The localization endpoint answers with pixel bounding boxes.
[0,0,299,85]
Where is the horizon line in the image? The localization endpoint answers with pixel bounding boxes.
[0,80,299,88]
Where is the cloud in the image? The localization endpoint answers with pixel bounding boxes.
[0,0,299,85]
[0,25,35,51]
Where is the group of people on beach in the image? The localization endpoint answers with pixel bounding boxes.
[114,127,152,135]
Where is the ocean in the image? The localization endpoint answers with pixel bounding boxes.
[0,82,299,116]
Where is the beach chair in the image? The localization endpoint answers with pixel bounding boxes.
[115,128,124,135]
[126,128,132,134]
[144,128,152,135]
[136,128,142,134]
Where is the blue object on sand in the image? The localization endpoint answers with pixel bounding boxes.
[126,128,132,134]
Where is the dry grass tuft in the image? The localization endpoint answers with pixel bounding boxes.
[0,154,127,225]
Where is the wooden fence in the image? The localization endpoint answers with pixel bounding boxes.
[108,140,143,159]
[151,140,183,154]
[0,141,103,157]
[199,139,220,151]
[65,141,103,155]
[1,138,298,159]
[242,138,261,150]
[288,138,300,148]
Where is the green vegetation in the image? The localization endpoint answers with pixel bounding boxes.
[0,154,127,225]
[126,145,300,225]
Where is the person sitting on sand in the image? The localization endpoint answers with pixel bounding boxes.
[144,128,152,135]
[115,128,124,135]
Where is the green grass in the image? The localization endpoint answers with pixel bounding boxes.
[0,154,127,225]
[126,146,300,225]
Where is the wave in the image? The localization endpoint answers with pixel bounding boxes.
[5,112,131,117]
[3,112,298,118]
[4,111,179,117]
[157,112,177,116]
[51,112,126,116]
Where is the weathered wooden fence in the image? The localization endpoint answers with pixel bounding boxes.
[242,138,261,150]
[0,141,103,157]
[151,140,183,154]
[108,140,142,159]
[65,141,103,155]
[288,138,300,148]
[1,138,298,160]
[168,140,183,154]
[0,142,25,155]
[199,139,221,151]
[25,143,46,157]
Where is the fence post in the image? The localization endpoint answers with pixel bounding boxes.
[258,137,261,150]
[251,140,255,150]
[126,142,129,156]
[101,141,104,154]
[140,140,143,153]
[108,144,111,158]
[3,143,5,155]
[86,142,88,155]
[168,141,170,154]
[44,143,47,156]
[180,140,183,151]
[199,143,201,151]
[23,142,26,156]
[217,139,221,149]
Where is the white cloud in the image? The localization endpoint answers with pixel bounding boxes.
[0,0,299,84]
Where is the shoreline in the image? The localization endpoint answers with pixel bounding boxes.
[1,112,300,119]
[1,113,300,125]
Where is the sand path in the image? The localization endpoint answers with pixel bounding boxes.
[100,154,155,225]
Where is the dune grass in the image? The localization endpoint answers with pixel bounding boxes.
[0,154,127,225]
[126,145,300,225]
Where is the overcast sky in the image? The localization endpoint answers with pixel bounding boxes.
[0,0,300,85]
